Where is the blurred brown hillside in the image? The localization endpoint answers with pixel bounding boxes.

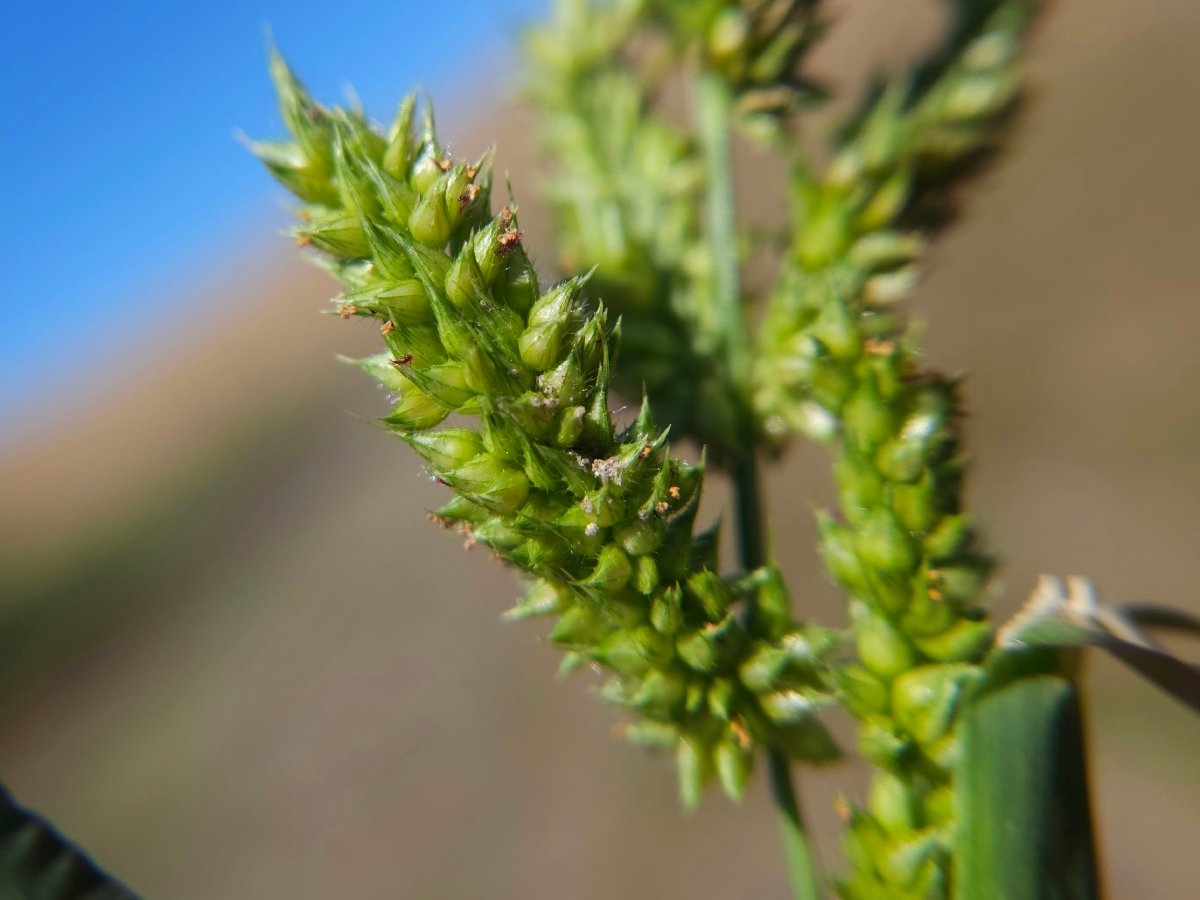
[2,1,1199,897]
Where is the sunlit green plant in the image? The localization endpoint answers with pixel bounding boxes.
[3,4,1198,899]
[237,2,1200,898]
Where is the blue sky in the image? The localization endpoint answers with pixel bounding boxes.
[0,1,545,429]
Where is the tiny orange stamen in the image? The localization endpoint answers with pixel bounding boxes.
[458,184,480,211]
[496,227,523,254]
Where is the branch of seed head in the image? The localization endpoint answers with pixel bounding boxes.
[751,3,1036,445]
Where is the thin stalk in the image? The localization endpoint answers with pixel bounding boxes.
[734,454,824,900]
[732,455,766,573]
[695,71,750,386]
[768,747,824,900]
[698,71,823,900]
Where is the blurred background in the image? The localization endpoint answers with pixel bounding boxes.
[2,1,1198,897]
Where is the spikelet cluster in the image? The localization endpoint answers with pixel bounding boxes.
[735,4,1039,896]
[250,52,839,806]
[755,2,1034,446]
[525,0,740,460]
[650,0,826,121]
[525,1,827,462]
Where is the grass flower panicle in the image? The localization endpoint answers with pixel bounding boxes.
[252,48,841,810]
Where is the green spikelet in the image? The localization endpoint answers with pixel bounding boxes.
[732,2,1044,892]
[252,51,839,810]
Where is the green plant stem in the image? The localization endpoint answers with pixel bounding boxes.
[732,455,766,572]
[768,748,823,900]
[695,71,750,387]
[702,70,822,896]
[734,453,823,900]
